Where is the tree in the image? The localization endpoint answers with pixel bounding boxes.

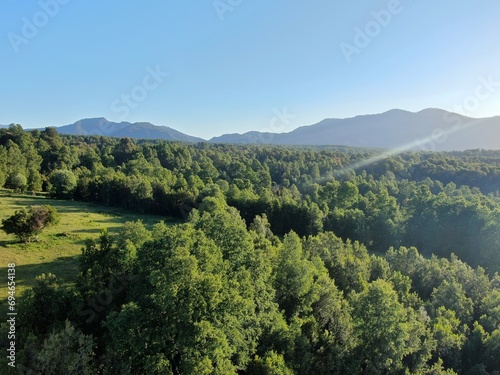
[351,279,412,374]
[105,224,259,374]
[113,137,137,165]
[479,289,500,333]
[4,140,27,185]
[19,321,95,375]
[0,146,7,187]
[274,232,317,320]
[17,273,71,338]
[484,328,500,372]
[50,169,77,198]
[27,166,43,194]
[431,280,474,324]
[305,232,370,294]
[248,351,294,375]
[11,172,28,193]
[115,220,151,270]
[432,307,466,369]
[1,205,59,242]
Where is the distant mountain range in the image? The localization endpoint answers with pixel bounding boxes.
[4,109,500,150]
[54,118,204,143]
[210,109,500,151]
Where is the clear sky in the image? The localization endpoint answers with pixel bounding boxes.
[1,1,500,139]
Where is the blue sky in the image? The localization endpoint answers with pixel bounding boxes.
[1,1,500,139]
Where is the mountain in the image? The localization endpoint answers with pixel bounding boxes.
[56,118,204,143]
[7,109,499,150]
[210,109,500,151]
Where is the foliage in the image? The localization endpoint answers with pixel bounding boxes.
[50,169,77,198]
[11,172,27,193]
[3,126,500,373]
[19,320,95,375]
[1,205,59,242]
[2,127,500,269]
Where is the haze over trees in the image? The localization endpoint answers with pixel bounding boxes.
[1,124,500,373]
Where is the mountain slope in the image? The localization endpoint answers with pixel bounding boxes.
[56,118,204,142]
[210,109,500,151]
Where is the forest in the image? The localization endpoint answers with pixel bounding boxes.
[1,124,500,374]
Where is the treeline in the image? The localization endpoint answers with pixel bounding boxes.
[2,195,500,374]
[2,125,500,373]
[1,125,500,272]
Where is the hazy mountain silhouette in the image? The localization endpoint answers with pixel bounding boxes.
[210,109,500,151]
[56,118,204,143]
[9,109,499,150]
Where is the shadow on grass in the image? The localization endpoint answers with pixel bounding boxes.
[11,198,95,213]
[4,192,114,213]
[65,230,108,244]
[0,255,81,314]
[2,190,173,223]
[0,255,80,292]
[0,239,19,247]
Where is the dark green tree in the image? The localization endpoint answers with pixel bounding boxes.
[1,205,59,242]
[50,169,77,198]
[11,172,28,193]
[25,321,95,375]
[351,279,412,374]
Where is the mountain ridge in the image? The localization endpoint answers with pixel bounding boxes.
[209,109,500,151]
[55,118,204,143]
[3,109,500,150]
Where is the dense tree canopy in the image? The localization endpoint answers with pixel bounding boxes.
[6,199,500,373]
[1,125,500,373]
[2,126,499,269]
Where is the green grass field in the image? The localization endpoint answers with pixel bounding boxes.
[0,189,169,311]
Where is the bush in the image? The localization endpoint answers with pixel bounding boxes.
[1,205,59,242]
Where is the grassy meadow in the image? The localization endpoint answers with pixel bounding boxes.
[0,189,168,311]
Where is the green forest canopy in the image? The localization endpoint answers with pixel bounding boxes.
[1,124,500,374]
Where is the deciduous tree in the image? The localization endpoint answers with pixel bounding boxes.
[1,205,59,242]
